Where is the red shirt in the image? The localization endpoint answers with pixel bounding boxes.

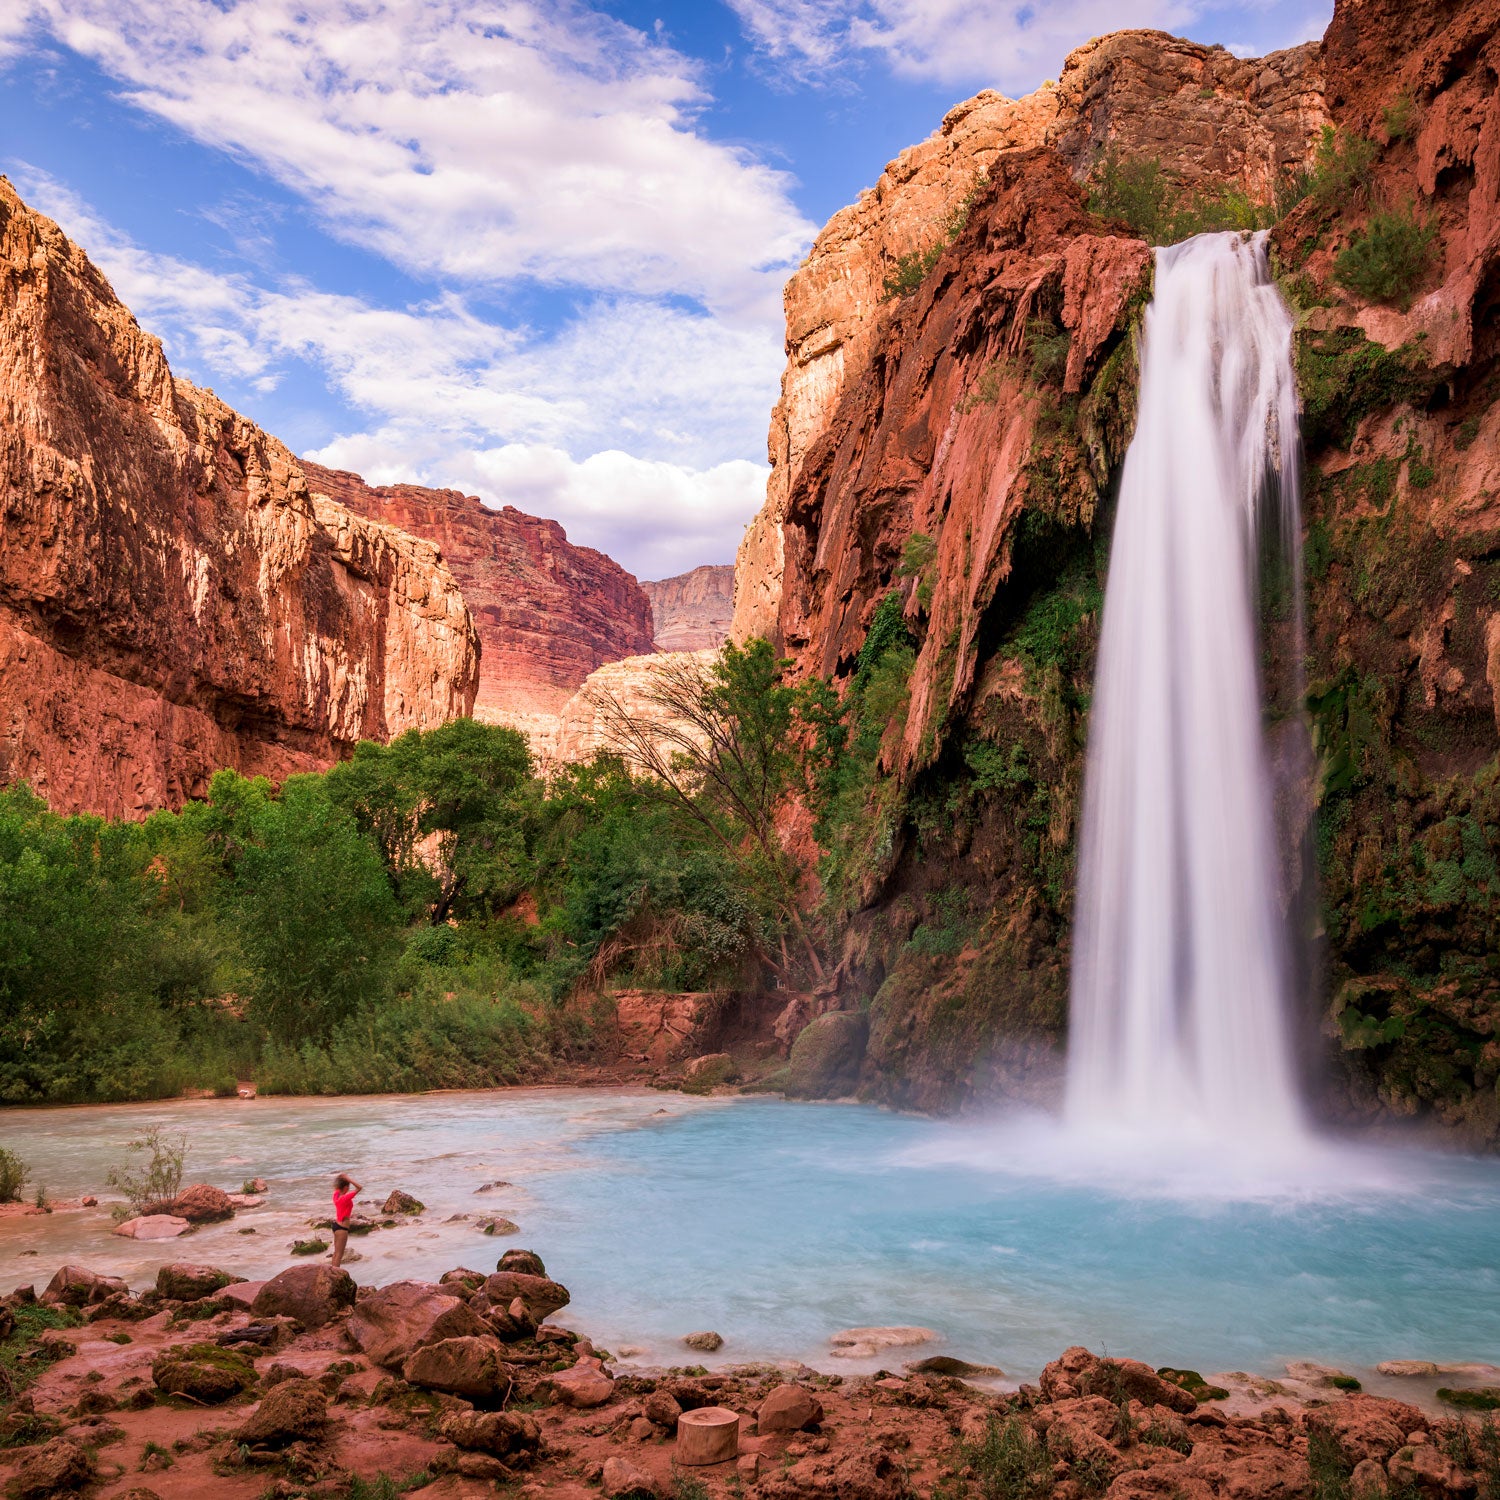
[333,1188,356,1225]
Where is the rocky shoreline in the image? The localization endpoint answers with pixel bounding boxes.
[1,1249,1498,1500]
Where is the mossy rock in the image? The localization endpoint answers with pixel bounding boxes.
[786,1011,869,1099]
[1157,1367,1230,1402]
[1438,1387,1500,1411]
[291,1238,329,1256]
[152,1342,256,1404]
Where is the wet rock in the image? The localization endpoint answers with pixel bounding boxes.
[226,1193,264,1209]
[347,1280,486,1369]
[439,1408,541,1458]
[401,1336,511,1400]
[483,1270,569,1322]
[78,1197,96,1208]
[382,1190,424,1215]
[787,1011,869,1098]
[8,1436,94,1498]
[251,1265,357,1329]
[41,1266,127,1308]
[481,1217,520,1235]
[234,1377,328,1448]
[758,1383,824,1433]
[152,1343,256,1403]
[828,1326,937,1359]
[549,1366,615,1409]
[601,1456,660,1498]
[682,1331,723,1352]
[438,1268,487,1293]
[156,1263,243,1301]
[906,1355,1005,1377]
[682,1053,736,1094]
[497,1249,547,1277]
[1376,1362,1439,1378]
[113,1215,192,1241]
[168,1185,235,1223]
[245,1178,269,1193]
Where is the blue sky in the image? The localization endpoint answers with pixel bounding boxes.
[0,0,1330,579]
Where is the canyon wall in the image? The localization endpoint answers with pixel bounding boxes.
[745,0,1500,1142]
[641,565,734,651]
[302,465,655,747]
[0,180,479,819]
[731,31,1326,643]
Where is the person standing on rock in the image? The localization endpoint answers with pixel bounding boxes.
[331,1173,361,1269]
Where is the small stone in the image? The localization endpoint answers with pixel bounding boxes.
[480,1218,520,1235]
[758,1383,824,1434]
[601,1456,660,1499]
[629,1416,656,1440]
[152,1343,255,1403]
[737,1453,761,1481]
[79,1196,97,1207]
[682,1331,723,1352]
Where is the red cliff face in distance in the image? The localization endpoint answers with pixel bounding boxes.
[300,464,656,742]
[641,565,734,651]
[0,179,480,819]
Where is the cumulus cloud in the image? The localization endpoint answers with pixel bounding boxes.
[18,170,772,577]
[13,0,815,324]
[726,0,1327,92]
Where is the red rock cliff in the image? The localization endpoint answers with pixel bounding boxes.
[0,180,480,819]
[641,565,734,651]
[301,464,656,742]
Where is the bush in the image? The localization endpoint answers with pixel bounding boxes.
[106,1126,187,1213]
[1334,203,1439,308]
[0,1148,27,1203]
[1087,151,1268,245]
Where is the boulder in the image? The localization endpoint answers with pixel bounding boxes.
[1376,1361,1439,1378]
[757,1383,824,1433]
[439,1408,541,1458]
[151,1342,256,1403]
[483,1270,569,1322]
[682,1331,723,1352]
[1388,1445,1457,1491]
[234,1377,328,1447]
[496,1249,546,1277]
[1352,1458,1390,1497]
[156,1264,243,1301]
[682,1053,735,1093]
[549,1365,615,1408]
[402,1336,511,1400]
[644,1391,683,1429]
[251,1265,356,1329]
[1039,1347,1196,1414]
[480,1217,520,1236]
[786,1011,869,1098]
[828,1325,937,1359]
[113,1215,192,1240]
[245,1178,269,1193]
[42,1266,126,1308]
[382,1189,424,1214]
[347,1281,487,1369]
[8,1436,94,1499]
[601,1456,661,1498]
[907,1355,1005,1377]
[1308,1397,1428,1467]
[168,1184,235,1223]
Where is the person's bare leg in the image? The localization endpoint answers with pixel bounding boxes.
[332,1228,347,1268]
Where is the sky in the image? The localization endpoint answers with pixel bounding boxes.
[0,0,1331,580]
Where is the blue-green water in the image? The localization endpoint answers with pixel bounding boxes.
[0,1089,1496,1380]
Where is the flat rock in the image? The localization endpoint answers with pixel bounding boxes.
[113,1215,192,1240]
[828,1326,937,1358]
[1376,1361,1439,1377]
[226,1193,265,1208]
[906,1355,1005,1378]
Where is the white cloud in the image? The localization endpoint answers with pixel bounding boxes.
[16,169,772,577]
[726,0,1329,92]
[15,0,814,323]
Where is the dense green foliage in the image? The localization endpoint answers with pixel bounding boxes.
[1086,151,1269,245]
[1333,203,1438,308]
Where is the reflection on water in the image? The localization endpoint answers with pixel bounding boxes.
[1,1089,1498,1380]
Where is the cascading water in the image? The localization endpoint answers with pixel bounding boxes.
[1067,230,1308,1144]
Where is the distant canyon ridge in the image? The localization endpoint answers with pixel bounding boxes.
[0,173,733,816]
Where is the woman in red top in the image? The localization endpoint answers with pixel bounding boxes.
[331,1174,361,1268]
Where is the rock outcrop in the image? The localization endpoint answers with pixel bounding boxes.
[0,179,479,818]
[548,650,717,767]
[302,463,655,747]
[731,32,1326,642]
[641,565,734,651]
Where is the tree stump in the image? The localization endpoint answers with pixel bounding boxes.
[675,1406,740,1465]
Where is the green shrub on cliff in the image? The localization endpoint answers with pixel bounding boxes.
[1334,203,1438,308]
[1086,151,1268,245]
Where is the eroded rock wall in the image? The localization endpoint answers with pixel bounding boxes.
[302,464,656,748]
[0,179,479,818]
[641,565,733,651]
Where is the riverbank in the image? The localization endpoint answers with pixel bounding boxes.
[2,1252,1498,1500]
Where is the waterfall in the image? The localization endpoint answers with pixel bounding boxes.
[1066,230,1307,1143]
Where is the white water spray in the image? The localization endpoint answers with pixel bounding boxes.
[1067,231,1307,1144]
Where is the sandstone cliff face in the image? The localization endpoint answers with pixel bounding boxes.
[302,464,656,746]
[0,179,479,818]
[731,32,1326,642]
[641,565,734,651]
[744,2,1500,1138]
[548,650,717,768]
